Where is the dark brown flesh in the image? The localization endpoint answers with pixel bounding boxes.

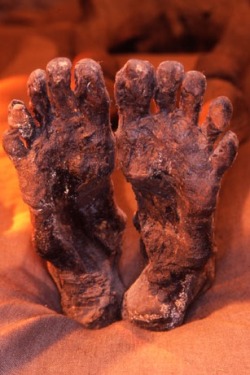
[2,57,238,331]
[2,58,126,328]
[115,59,238,330]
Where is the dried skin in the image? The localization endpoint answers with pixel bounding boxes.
[115,59,238,331]
[2,57,239,331]
[2,57,126,328]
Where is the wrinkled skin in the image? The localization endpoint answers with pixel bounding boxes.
[115,59,238,330]
[2,57,239,331]
[3,57,126,328]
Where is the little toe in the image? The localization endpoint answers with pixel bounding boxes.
[202,96,233,146]
[27,69,51,128]
[211,130,239,177]
[155,61,184,113]
[46,57,77,118]
[114,59,155,122]
[74,58,110,125]
[3,100,36,162]
[8,100,36,144]
[179,71,207,123]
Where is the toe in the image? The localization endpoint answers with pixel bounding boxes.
[27,69,51,128]
[155,61,184,113]
[114,59,155,122]
[46,57,77,118]
[8,100,36,144]
[179,71,206,123]
[3,100,35,162]
[211,130,239,177]
[74,58,110,126]
[202,96,233,145]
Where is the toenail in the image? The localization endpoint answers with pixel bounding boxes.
[135,63,144,72]
[58,60,70,68]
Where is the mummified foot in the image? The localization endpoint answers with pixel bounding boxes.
[2,57,126,328]
[115,59,238,330]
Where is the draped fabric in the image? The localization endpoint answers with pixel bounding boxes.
[0,56,249,375]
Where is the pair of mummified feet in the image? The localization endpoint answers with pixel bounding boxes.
[2,58,238,330]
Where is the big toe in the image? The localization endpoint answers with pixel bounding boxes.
[115,59,155,121]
